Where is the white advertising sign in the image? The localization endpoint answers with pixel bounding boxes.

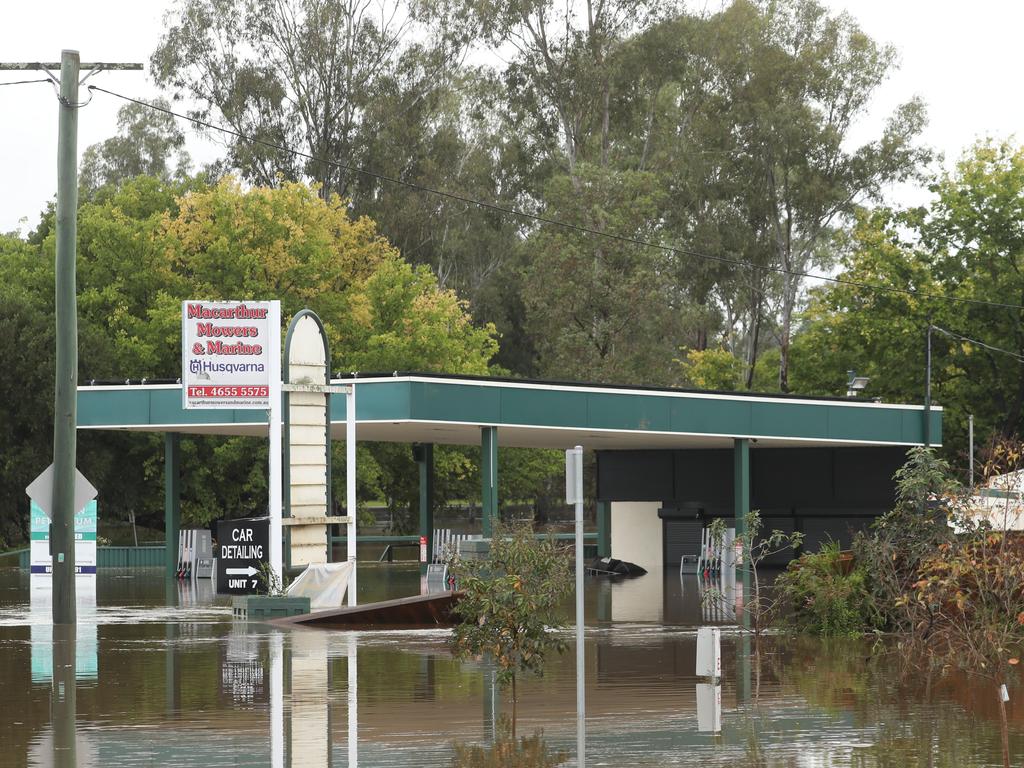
[182,300,279,409]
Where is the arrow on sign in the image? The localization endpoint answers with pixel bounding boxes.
[226,566,259,577]
[25,463,98,520]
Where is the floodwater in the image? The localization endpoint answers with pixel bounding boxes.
[1,565,1022,767]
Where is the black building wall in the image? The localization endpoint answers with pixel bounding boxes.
[597,446,908,562]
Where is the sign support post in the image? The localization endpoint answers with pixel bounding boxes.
[268,301,282,580]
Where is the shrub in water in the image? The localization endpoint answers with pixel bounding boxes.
[776,540,880,636]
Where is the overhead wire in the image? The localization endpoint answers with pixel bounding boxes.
[87,85,1024,314]
[932,325,1024,364]
[0,78,51,87]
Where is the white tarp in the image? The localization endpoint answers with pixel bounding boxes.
[286,562,353,610]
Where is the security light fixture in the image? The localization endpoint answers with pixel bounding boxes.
[846,370,870,398]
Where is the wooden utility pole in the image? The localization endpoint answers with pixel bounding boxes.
[0,54,141,624]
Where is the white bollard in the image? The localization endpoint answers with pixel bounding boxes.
[696,626,721,680]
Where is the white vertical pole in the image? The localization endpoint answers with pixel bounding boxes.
[572,445,586,768]
[347,631,358,767]
[969,414,975,488]
[347,383,357,606]
[268,301,283,581]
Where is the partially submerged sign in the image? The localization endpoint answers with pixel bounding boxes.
[29,500,97,575]
[216,518,270,595]
[181,300,278,409]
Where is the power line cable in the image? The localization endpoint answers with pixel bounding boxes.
[88,85,1024,313]
[0,78,50,87]
[932,325,1024,364]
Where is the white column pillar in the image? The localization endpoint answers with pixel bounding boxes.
[346,383,357,606]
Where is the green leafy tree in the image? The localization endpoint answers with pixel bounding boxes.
[850,447,957,634]
[79,100,191,194]
[721,0,929,391]
[154,2,525,354]
[522,165,678,384]
[449,522,572,736]
[791,141,1024,459]
[0,234,56,547]
[152,0,469,199]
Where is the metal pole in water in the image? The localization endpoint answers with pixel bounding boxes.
[567,445,586,768]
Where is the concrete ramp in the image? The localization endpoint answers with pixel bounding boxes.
[273,591,463,629]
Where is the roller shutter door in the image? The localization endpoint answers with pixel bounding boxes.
[663,518,703,566]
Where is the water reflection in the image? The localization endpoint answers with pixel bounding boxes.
[27,625,91,768]
[2,568,1024,766]
[450,718,568,767]
[29,576,97,684]
[695,682,722,734]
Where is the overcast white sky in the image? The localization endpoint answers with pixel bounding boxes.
[1,0,1022,234]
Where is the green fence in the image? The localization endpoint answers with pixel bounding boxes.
[98,546,166,568]
[16,546,166,569]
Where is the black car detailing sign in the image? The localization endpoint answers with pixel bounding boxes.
[216,518,269,595]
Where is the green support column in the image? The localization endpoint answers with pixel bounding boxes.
[164,433,181,583]
[734,437,751,620]
[416,443,434,575]
[596,500,611,558]
[481,427,498,537]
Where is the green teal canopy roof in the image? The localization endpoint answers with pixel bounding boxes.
[77,373,941,449]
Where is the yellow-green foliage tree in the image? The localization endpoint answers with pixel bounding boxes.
[132,177,497,376]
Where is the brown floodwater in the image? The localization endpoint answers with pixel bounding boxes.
[0,564,1021,767]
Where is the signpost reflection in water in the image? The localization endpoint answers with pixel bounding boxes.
[29,625,92,768]
[51,625,77,768]
[266,628,356,766]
